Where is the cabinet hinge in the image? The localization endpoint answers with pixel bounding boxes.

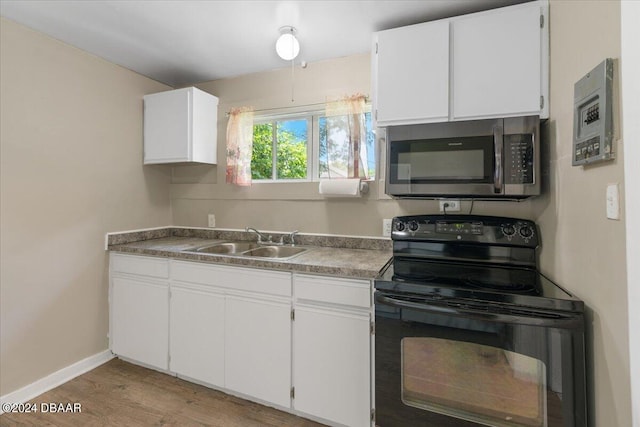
[290,387,295,399]
[370,321,375,335]
[375,42,378,54]
[540,14,544,28]
[291,309,295,321]
[371,409,376,422]
[540,95,545,109]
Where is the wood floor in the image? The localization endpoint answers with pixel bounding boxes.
[0,358,323,427]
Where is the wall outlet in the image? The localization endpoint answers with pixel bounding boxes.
[382,218,393,237]
[208,214,216,228]
[439,200,461,212]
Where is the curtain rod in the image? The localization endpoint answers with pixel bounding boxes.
[225,96,370,117]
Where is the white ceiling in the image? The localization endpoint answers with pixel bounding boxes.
[0,0,527,87]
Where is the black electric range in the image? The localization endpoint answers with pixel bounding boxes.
[373,215,587,427]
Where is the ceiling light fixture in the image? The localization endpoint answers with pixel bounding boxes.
[276,26,300,61]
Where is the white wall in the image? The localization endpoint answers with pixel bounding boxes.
[0,17,173,395]
[621,1,640,425]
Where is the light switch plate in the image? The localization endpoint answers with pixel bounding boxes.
[208,214,216,228]
[606,183,620,220]
[382,219,392,237]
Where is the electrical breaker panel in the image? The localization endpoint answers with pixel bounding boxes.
[572,58,614,166]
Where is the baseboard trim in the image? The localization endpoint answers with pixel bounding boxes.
[0,350,114,414]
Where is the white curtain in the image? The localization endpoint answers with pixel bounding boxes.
[324,94,369,179]
[225,107,254,186]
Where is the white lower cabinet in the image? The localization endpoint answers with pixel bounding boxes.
[293,274,372,427]
[110,254,170,371]
[110,254,373,426]
[293,305,371,427]
[225,295,292,408]
[169,284,225,387]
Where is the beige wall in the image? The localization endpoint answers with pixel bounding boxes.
[531,1,631,425]
[0,18,173,395]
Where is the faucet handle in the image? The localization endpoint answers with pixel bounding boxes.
[289,230,299,246]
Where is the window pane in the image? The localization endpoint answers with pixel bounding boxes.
[319,112,375,179]
[276,119,308,179]
[251,123,273,180]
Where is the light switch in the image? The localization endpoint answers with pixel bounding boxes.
[606,183,620,220]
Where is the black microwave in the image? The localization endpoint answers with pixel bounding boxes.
[385,116,541,199]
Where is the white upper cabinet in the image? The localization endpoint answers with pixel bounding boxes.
[143,86,218,164]
[451,1,548,120]
[374,20,450,126]
[373,0,548,125]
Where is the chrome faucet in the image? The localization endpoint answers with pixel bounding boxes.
[245,227,273,244]
[288,230,299,246]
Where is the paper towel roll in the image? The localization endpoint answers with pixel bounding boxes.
[318,179,367,197]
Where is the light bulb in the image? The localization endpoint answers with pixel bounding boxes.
[276,32,300,61]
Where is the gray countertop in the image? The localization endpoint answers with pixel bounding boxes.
[107,228,392,280]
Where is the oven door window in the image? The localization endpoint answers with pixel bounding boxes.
[401,337,547,427]
[389,137,494,184]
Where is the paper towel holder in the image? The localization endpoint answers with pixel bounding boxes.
[318,178,369,197]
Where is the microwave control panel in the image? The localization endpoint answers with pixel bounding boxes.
[504,134,534,184]
[572,58,614,166]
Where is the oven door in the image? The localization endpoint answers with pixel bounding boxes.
[374,292,586,427]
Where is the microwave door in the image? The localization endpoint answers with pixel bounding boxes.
[387,136,497,197]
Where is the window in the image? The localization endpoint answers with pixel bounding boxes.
[251,117,311,181]
[251,110,375,182]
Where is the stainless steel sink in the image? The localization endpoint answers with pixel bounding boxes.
[243,246,308,259]
[194,241,259,254]
[187,241,308,259]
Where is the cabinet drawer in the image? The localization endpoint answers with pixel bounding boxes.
[111,253,169,278]
[294,275,370,308]
[172,261,291,297]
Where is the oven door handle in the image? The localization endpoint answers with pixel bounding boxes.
[375,293,583,329]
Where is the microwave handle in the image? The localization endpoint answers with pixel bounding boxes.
[493,126,503,194]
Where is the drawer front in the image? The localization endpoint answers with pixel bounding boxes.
[111,253,169,278]
[294,275,371,308]
[172,261,291,297]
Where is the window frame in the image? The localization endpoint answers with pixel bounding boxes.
[250,105,375,184]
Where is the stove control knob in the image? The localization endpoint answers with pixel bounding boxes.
[502,225,516,236]
[519,225,534,239]
[394,221,405,232]
[408,221,420,232]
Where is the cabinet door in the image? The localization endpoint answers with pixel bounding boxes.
[293,306,371,427]
[144,88,191,163]
[169,286,225,387]
[452,2,544,119]
[111,276,169,370]
[225,295,291,408]
[375,20,450,126]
